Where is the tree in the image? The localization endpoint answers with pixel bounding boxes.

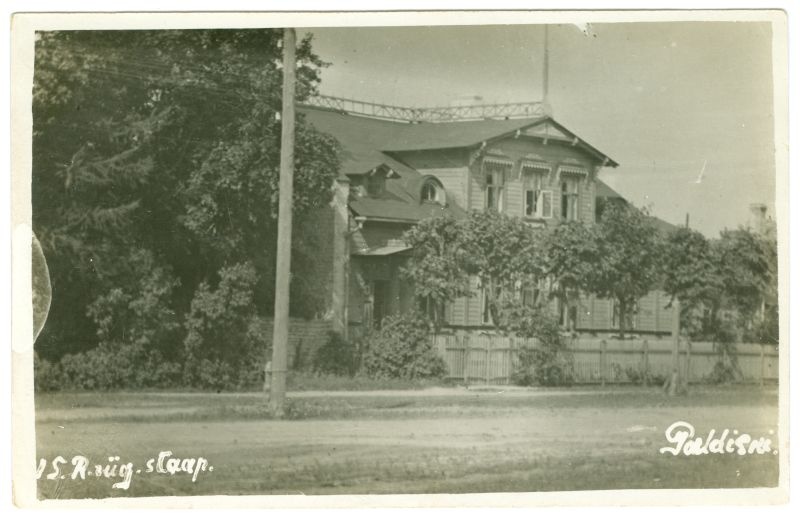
[542,220,601,328]
[32,29,340,363]
[460,210,545,327]
[661,227,721,336]
[661,225,777,383]
[587,202,663,338]
[400,215,472,328]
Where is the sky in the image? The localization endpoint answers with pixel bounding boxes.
[300,22,777,237]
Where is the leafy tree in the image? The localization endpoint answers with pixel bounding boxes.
[661,227,721,336]
[401,216,472,328]
[460,210,545,327]
[714,229,775,325]
[541,220,601,326]
[32,29,340,362]
[587,202,663,338]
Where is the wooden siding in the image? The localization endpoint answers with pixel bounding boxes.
[576,291,673,334]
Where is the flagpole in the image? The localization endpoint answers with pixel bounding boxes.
[543,24,549,104]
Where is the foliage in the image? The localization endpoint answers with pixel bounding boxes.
[705,321,744,384]
[496,299,574,386]
[401,216,473,326]
[542,220,600,301]
[32,29,340,365]
[623,366,666,387]
[361,314,447,380]
[182,263,267,390]
[661,227,721,336]
[661,226,778,380]
[86,249,182,358]
[714,229,775,323]
[312,332,361,376]
[460,211,545,325]
[588,202,663,337]
[35,345,183,391]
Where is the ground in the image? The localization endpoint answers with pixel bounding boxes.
[34,385,779,499]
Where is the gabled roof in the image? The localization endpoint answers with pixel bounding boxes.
[300,105,617,224]
[300,106,618,172]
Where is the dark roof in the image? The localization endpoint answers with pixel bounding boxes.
[300,105,616,224]
[595,179,626,199]
[595,179,679,234]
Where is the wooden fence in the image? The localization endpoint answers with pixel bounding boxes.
[431,334,779,385]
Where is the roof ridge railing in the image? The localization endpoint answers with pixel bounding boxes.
[301,94,548,123]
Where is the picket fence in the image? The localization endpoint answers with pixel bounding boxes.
[431,334,779,385]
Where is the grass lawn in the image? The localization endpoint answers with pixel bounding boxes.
[34,385,779,499]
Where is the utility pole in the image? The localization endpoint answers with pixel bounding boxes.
[269,27,296,416]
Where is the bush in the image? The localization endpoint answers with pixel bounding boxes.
[361,313,447,380]
[312,331,360,376]
[624,366,666,386]
[707,320,743,384]
[36,344,182,391]
[499,301,574,387]
[182,263,267,390]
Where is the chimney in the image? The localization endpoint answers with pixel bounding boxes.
[749,203,767,234]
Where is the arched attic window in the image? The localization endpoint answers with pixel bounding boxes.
[420,177,445,204]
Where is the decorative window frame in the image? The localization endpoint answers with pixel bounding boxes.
[521,161,553,220]
[481,157,513,212]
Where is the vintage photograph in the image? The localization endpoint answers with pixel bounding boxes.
[13,10,787,504]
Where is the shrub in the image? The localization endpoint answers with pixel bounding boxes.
[34,352,64,392]
[498,301,574,387]
[182,263,267,390]
[624,366,666,386]
[707,320,743,384]
[313,331,360,376]
[361,313,447,380]
[39,344,182,391]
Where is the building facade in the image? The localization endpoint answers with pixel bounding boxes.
[300,101,674,339]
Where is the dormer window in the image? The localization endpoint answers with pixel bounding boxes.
[365,174,385,197]
[421,180,443,204]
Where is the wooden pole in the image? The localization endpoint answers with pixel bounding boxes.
[600,339,607,387]
[269,28,296,416]
[667,299,681,396]
[542,25,549,103]
[685,339,692,385]
[642,339,649,387]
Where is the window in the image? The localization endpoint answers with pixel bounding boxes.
[522,163,553,219]
[521,280,542,307]
[481,288,492,324]
[559,298,578,331]
[561,177,580,221]
[365,174,385,197]
[611,300,637,331]
[419,296,445,323]
[421,179,444,204]
[483,160,511,212]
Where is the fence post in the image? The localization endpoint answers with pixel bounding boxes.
[507,336,514,385]
[642,339,649,387]
[463,335,469,385]
[485,340,491,384]
[600,339,607,387]
[760,343,765,387]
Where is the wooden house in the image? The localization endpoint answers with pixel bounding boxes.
[300,98,674,339]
